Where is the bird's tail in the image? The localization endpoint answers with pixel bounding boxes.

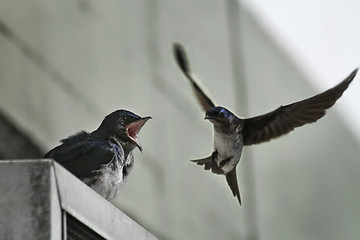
[191,156,223,175]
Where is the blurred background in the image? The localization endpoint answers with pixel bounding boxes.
[1,0,360,239]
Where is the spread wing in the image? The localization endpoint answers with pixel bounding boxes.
[243,68,357,145]
[173,43,215,112]
[225,168,241,205]
[44,132,121,179]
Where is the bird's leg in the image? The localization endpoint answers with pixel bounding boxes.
[211,150,218,162]
[212,150,233,167]
[219,157,232,168]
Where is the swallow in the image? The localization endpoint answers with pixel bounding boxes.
[44,109,151,200]
[173,43,357,205]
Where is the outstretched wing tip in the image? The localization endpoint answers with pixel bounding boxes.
[341,67,358,88]
[343,67,358,83]
[348,67,358,82]
[352,67,358,75]
[173,42,191,75]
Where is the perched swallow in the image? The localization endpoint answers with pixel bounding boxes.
[173,43,357,205]
[44,110,151,200]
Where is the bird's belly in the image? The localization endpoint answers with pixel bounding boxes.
[214,133,243,174]
[84,165,128,200]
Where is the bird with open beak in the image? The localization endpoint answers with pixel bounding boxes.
[44,109,151,200]
[173,43,357,206]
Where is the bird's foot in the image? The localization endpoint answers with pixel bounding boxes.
[219,157,232,168]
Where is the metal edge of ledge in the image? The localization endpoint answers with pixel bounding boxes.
[51,159,158,240]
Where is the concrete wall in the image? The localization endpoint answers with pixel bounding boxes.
[0,1,359,239]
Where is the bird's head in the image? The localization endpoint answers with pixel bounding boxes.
[205,107,238,130]
[94,110,151,152]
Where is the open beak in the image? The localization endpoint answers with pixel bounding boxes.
[126,116,152,152]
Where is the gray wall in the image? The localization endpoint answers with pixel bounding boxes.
[0,1,359,239]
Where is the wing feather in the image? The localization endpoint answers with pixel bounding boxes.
[243,68,357,145]
[173,43,215,112]
[44,132,120,179]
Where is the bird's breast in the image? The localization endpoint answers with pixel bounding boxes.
[84,153,134,200]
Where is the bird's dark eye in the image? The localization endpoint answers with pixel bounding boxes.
[219,109,227,117]
[221,109,232,119]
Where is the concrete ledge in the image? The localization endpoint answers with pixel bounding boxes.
[0,159,157,240]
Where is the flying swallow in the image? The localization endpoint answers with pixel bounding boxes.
[173,43,357,205]
[44,110,151,200]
